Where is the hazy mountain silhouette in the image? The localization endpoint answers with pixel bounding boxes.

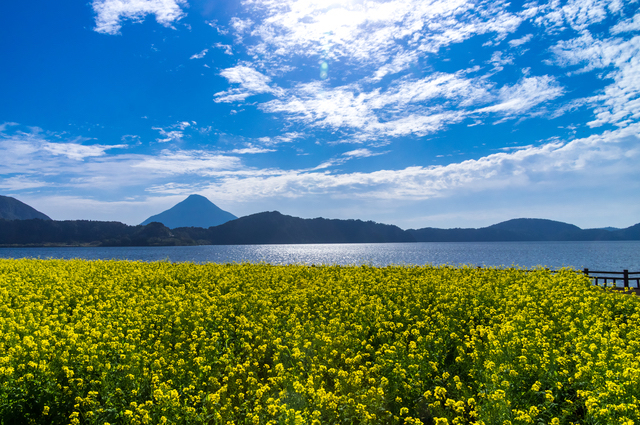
[485,218,582,240]
[0,195,51,221]
[141,194,237,229]
[408,218,633,241]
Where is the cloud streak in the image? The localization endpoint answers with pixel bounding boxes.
[195,123,640,202]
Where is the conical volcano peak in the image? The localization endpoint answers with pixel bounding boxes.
[140,195,237,229]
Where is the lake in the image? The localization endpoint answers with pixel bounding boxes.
[1,241,639,271]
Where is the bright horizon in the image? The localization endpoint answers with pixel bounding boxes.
[1,0,639,229]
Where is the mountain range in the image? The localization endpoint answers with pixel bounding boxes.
[0,194,639,246]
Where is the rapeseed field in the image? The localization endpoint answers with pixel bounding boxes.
[1,259,639,425]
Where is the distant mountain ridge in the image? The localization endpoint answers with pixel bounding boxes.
[1,194,639,246]
[0,195,51,221]
[1,214,639,247]
[407,218,639,242]
[141,194,237,229]
[182,211,415,244]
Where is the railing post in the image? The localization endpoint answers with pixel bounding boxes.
[624,270,629,289]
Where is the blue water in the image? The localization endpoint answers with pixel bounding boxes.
[1,241,639,271]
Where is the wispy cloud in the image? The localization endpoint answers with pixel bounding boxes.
[549,33,640,127]
[133,150,242,175]
[342,148,386,158]
[92,0,187,35]
[611,12,640,34]
[215,43,233,55]
[236,0,523,71]
[508,34,533,47]
[152,127,185,143]
[0,125,244,193]
[152,121,195,143]
[258,71,562,141]
[190,48,208,59]
[230,146,276,154]
[42,142,127,160]
[214,0,594,143]
[214,66,284,103]
[475,76,564,116]
[192,123,640,202]
[0,126,128,167]
[488,51,514,72]
[256,132,304,146]
[0,175,49,190]
[533,0,622,32]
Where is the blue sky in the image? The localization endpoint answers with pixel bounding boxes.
[1,0,639,229]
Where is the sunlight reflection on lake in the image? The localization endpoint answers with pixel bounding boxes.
[1,241,639,271]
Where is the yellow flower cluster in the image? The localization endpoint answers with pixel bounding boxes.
[0,259,639,424]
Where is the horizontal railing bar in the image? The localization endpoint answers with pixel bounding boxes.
[583,271,640,275]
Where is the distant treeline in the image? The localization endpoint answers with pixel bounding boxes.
[1,213,639,247]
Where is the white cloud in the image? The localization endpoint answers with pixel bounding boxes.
[0,175,49,190]
[230,146,276,154]
[533,0,623,32]
[190,49,208,59]
[92,0,187,35]
[611,12,640,34]
[370,51,419,82]
[550,33,640,127]
[0,125,248,195]
[0,122,18,132]
[0,127,128,167]
[192,123,640,203]
[257,70,564,140]
[215,43,234,55]
[508,34,533,47]
[257,132,304,145]
[145,182,201,195]
[133,150,242,175]
[42,142,127,160]
[214,0,625,142]
[152,121,194,143]
[207,20,230,35]
[489,51,514,71]
[152,127,184,143]
[342,148,385,158]
[475,76,564,116]
[230,17,253,34]
[261,75,472,139]
[214,66,284,102]
[230,0,523,76]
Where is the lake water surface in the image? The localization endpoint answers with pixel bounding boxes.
[1,241,639,271]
